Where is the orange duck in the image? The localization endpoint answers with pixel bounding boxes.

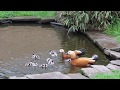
[59,49,71,60]
[59,49,85,60]
[66,51,98,67]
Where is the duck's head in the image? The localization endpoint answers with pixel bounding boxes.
[67,50,75,55]
[59,49,65,53]
[65,58,71,62]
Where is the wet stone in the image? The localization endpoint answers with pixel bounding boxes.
[25,72,71,79]
[81,68,101,78]
[67,73,88,79]
[9,76,29,79]
[110,60,120,66]
[91,65,112,73]
[106,64,120,70]
[0,68,16,77]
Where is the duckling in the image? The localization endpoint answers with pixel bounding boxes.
[39,64,48,68]
[49,50,58,57]
[46,58,54,66]
[66,54,99,67]
[32,54,40,60]
[59,49,71,60]
[25,62,38,67]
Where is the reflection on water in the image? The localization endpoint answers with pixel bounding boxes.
[0,24,109,76]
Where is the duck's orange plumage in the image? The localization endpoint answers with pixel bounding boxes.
[70,57,95,67]
[67,51,98,67]
[59,49,71,60]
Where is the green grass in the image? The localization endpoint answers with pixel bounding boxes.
[90,70,120,79]
[0,11,55,19]
[104,19,120,42]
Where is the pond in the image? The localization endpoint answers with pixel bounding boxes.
[0,23,109,76]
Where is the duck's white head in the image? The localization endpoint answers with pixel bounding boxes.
[59,49,65,53]
[67,51,75,55]
[65,58,71,62]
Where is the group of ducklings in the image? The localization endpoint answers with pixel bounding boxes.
[25,48,98,68]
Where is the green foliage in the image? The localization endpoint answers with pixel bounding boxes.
[104,18,120,42]
[91,70,120,79]
[60,11,120,33]
[0,11,55,18]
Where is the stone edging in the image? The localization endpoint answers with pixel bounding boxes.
[0,16,55,24]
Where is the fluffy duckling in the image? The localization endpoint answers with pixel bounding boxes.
[46,58,54,66]
[67,51,98,67]
[32,54,40,60]
[39,64,48,68]
[25,62,38,67]
[59,49,71,60]
[49,50,58,57]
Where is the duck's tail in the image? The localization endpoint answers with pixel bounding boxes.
[77,48,85,56]
[91,54,98,61]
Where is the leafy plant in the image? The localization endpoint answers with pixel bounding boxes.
[60,11,120,33]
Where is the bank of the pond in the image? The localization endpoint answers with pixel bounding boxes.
[0,16,55,24]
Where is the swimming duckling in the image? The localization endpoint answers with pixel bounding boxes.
[66,53,99,67]
[59,49,71,60]
[49,50,58,57]
[32,54,40,60]
[39,64,48,68]
[46,58,54,67]
[25,62,38,67]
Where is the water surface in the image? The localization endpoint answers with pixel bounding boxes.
[0,24,109,76]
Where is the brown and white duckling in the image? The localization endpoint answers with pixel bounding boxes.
[49,50,58,57]
[25,62,38,67]
[46,58,54,66]
[39,64,48,68]
[32,54,40,60]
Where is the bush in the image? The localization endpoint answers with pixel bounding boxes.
[60,11,120,33]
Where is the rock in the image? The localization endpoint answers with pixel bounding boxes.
[106,64,120,70]
[0,18,12,24]
[110,60,120,66]
[67,73,88,79]
[11,16,41,22]
[104,49,120,59]
[81,68,101,78]
[41,19,55,24]
[0,73,9,79]
[50,22,63,26]
[25,72,71,79]
[85,31,120,51]
[110,46,120,52]
[0,68,16,77]
[91,65,112,73]
[9,76,29,79]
